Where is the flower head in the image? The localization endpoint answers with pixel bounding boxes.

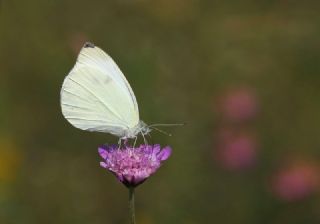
[98,144,171,187]
[217,87,258,122]
[271,161,319,202]
[216,129,258,171]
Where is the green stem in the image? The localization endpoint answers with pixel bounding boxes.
[129,187,136,224]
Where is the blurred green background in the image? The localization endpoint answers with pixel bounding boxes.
[1,0,320,223]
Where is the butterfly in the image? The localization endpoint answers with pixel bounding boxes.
[60,42,152,142]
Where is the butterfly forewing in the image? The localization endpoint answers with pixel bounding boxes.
[60,43,140,137]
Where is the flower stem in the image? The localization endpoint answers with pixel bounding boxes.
[129,187,136,224]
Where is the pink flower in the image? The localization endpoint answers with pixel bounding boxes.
[218,87,258,122]
[68,32,89,55]
[271,161,319,202]
[216,129,257,171]
[98,144,171,187]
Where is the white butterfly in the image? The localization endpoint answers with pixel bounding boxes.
[60,42,151,140]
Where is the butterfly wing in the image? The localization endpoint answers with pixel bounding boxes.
[60,42,140,137]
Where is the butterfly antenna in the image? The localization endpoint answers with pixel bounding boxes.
[151,127,172,137]
[148,123,185,128]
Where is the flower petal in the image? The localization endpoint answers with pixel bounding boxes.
[157,146,172,161]
[152,144,161,154]
[100,161,108,168]
[98,147,108,159]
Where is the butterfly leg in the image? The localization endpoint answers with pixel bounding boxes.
[147,133,153,145]
[141,131,148,145]
[133,136,138,148]
[118,138,122,149]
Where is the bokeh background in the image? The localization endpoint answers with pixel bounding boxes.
[1,1,320,223]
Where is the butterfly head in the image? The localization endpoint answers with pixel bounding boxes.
[124,120,151,139]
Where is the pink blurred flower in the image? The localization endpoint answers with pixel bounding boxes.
[271,161,319,202]
[218,87,258,122]
[68,32,89,55]
[216,129,258,171]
